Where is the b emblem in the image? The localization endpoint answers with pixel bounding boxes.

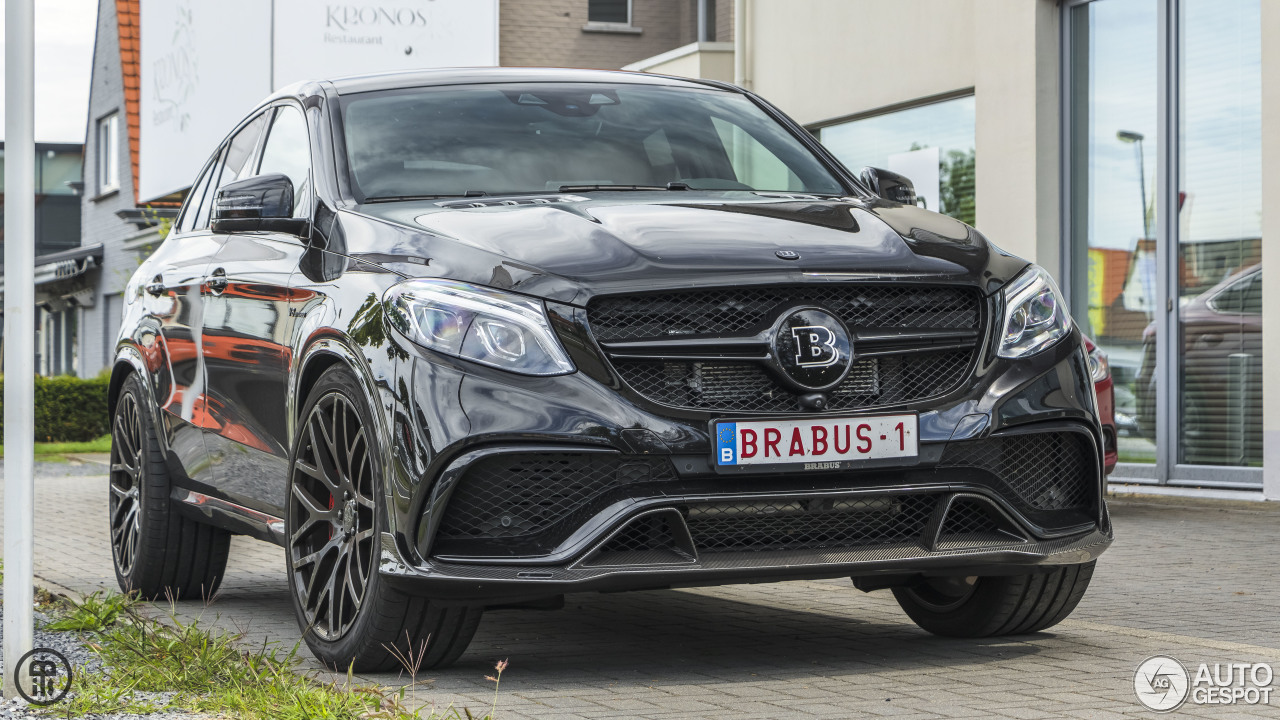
[772,308,852,391]
[791,326,840,368]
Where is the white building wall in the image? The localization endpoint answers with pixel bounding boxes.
[1262,0,1279,500]
[742,0,1059,274]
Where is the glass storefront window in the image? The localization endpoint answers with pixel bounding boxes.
[1067,0,1159,464]
[1068,0,1262,478]
[1177,0,1262,467]
[816,95,976,225]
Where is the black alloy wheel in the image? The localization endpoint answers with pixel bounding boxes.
[288,390,378,642]
[108,373,231,599]
[109,390,145,576]
[285,366,483,672]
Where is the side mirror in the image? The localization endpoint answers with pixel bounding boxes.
[211,173,308,236]
[859,167,917,206]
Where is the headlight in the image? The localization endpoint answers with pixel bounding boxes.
[997,265,1072,359]
[1087,346,1111,382]
[384,279,575,376]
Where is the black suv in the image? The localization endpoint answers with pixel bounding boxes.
[108,68,1110,671]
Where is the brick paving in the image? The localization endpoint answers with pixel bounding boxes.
[2,465,1279,718]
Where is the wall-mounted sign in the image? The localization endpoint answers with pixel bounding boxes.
[140,0,498,201]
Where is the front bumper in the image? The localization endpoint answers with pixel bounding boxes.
[380,324,1110,602]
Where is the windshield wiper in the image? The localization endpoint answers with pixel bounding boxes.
[365,190,489,203]
[558,182,689,192]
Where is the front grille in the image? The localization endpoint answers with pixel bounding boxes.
[589,285,979,342]
[587,284,983,414]
[941,432,1096,512]
[681,494,938,554]
[435,453,675,547]
[614,350,971,413]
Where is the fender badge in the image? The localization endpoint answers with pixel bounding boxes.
[775,249,801,260]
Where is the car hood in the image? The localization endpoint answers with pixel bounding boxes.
[344,192,1026,304]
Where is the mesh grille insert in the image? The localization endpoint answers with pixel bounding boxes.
[583,512,693,566]
[940,433,1096,512]
[939,498,1002,537]
[436,453,675,544]
[589,285,980,342]
[682,494,938,554]
[614,350,972,413]
[588,284,982,414]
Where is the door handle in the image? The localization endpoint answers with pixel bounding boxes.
[207,267,228,294]
[145,275,165,297]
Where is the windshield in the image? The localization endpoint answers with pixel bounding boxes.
[340,82,847,200]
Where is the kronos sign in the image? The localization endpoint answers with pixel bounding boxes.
[140,0,498,201]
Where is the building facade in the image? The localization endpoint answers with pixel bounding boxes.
[0,141,90,376]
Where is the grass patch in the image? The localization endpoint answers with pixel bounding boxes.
[41,592,505,719]
[44,591,131,632]
[0,434,112,458]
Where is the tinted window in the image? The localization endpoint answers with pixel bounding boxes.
[213,112,269,195]
[257,105,312,218]
[1211,271,1262,315]
[176,151,220,234]
[340,83,845,199]
[193,148,225,230]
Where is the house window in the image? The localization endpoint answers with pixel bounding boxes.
[698,0,717,41]
[588,0,630,25]
[96,112,120,194]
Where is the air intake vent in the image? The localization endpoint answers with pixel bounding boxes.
[434,452,676,555]
[681,494,938,554]
[934,496,1028,550]
[581,509,695,567]
[940,432,1097,512]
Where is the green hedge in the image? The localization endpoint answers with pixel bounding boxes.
[0,374,111,443]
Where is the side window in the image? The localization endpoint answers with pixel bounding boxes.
[256,105,312,218]
[175,157,217,235]
[193,147,226,230]
[1243,273,1262,315]
[213,112,270,196]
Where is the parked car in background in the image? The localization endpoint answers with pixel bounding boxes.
[1085,337,1117,475]
[106,68,1110,672]
[1136,264,1262,466]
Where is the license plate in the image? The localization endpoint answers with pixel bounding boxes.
[714,413,918,470]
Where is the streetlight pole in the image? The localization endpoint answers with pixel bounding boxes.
[3,0,37,700]
[1117,130,1149,240]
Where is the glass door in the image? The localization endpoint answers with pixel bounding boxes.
[1065,0,1263,486]
[1066,0,1160,469]
[1176,0,1263,471]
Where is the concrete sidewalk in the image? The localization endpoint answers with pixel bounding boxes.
[3,469,1278,718]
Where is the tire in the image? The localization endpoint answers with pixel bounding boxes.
[286,365,482,672]
[891,561,1095,637]
[110,373,231,600]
